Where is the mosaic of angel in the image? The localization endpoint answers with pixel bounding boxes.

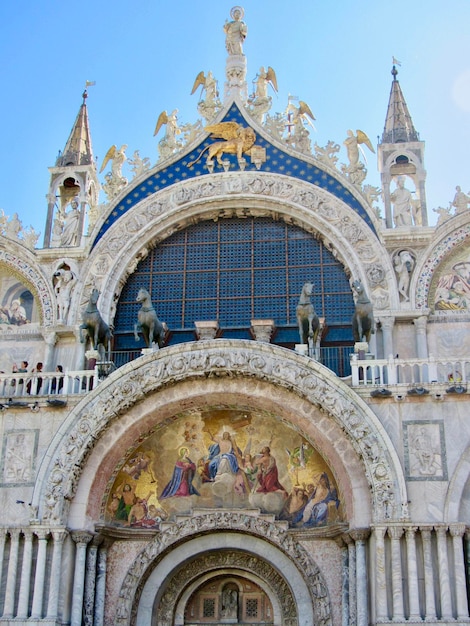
[104,409,344,529]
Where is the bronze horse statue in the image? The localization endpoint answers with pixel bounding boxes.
[80,288,113,357]
[134,288,165,348]
[352,279,374,343]
[296,282,320,346]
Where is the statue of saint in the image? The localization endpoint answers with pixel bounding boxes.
[390,177,413,227]
[223,7,247,55]
[452,185,470,214]
[60,198,80,246]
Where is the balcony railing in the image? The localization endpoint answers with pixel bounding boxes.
[350,355,470,388]
[0,369,98,399]
[1,354,468,401]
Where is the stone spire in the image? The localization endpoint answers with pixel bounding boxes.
[56,90,94,167]
[43,89,99,248]
[223,6,248,103]
[378,64,428,228]
[381,65,419,144]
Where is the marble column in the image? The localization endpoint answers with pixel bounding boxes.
[2,529,20,618]
[31,528,50,619]
[17,529,33,618]
[42,331,58,373]
[413,316,429,360]
[336,536,350,626]
[344,534,356,626]
[0,530,7,601]
[373,526,388,621]
[94,539,111,626]
[435,525,452,619]
[350,529,370,626]
[420,526,436,620]
[405,526,421,620]
[70,531,93,626]
[379,316,395,360]
[388,526,404,620]
[84,536,102,626]
[449,523,469,619]
[47,529,68,619]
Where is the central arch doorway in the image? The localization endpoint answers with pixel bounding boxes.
[133,533,319,626]
[180,571,274,625]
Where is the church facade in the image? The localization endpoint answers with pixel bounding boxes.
[0,7,469,626]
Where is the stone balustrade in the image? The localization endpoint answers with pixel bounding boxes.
[0,367,98,398]
[350,354,470,388]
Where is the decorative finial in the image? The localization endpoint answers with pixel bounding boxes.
[82,80,96,102]
[391,57,401,80]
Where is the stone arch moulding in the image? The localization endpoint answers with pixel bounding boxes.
[444,442,470,521]
[415,219,470,310]
[0,242,55,325]
[32,340,408,526]
[123,524,321,626]
[73,171,398,323]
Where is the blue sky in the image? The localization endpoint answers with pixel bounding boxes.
[1,1,469,239]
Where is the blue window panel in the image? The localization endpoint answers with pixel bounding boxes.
[253,295,286,324]
[188,222,218,243]
[185,272,217,299]
[220,270,252,298]
[185,298,217,323]
[186,244,218,270]
[219,241,252,269]
[254,269,286,296]
[157,244,185,265]
[220,221,249,242]
[151,275,184,301]
[253,242,284,267]
[253,220,284,240]
[220,298,251,326]
[112,217,356,340]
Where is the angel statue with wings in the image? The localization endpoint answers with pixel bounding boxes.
[342,129,375,186]
[99,144,128,201]
[191,71,221,122]
[285,99,316,154]
[248,66,278,123]
[154,109,183,159]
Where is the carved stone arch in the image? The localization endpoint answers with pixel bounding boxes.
[33,340,407,527]
[0,240,55,325]
[73,171,398,323]
[117,518,325,626]
[414,220,470,309]
[383,148,425,175]
[444,443,470,521]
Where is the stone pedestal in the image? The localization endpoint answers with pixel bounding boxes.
[354,342,369,358]
[141,347,157,356]
[295,344,308,356]
[250,319,275,343]
[194,320,219,340]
